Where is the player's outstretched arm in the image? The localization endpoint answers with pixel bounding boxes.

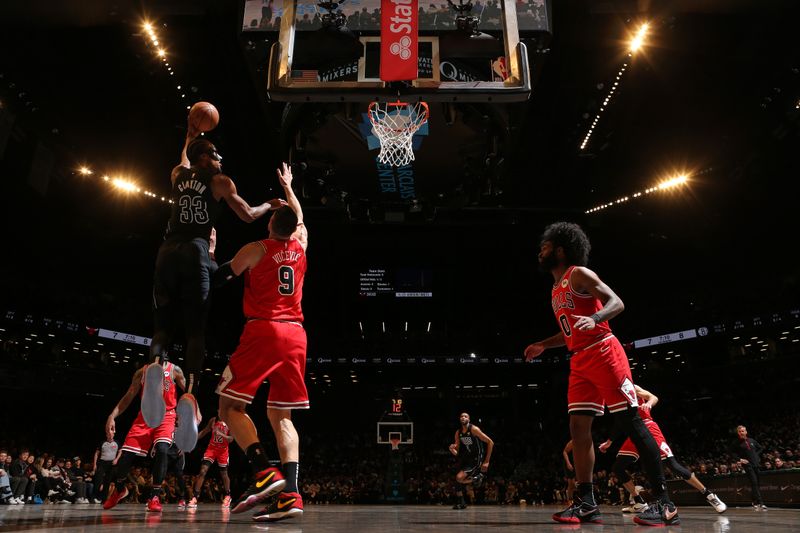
[106,368,144,435]
[212,241,267,288]
[570,266,625,331]
[449,431,460,456]
[524,332,566,361]
[172,365,187,391]
[171,130,200,183]
[277,162,308,250]
[472,426,494,469]
[212,174,287,223]
[198,417,216,439]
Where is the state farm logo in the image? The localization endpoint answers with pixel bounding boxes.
[390,36,412,60]
[387,0,414,61]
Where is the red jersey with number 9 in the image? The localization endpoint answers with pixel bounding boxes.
[551,266,612,352]
[243,238,306,322]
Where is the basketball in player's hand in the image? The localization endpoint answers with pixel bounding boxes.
[188,101,219,133]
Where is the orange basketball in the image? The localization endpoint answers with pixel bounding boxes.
[188,101,219,133]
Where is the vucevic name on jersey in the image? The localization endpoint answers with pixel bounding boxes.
[165,167,220,241]
[551,265,612,352]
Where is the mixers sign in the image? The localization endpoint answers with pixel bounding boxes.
[380,0,418,81]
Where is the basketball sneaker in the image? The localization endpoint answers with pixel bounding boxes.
[177,499,187,510]
[231,467,286,514]
[187,496,198,509]
[253,492,303,522]
[102,486,129,510]
[222,495,231,509]
[452,503,467,510]
[633,500,680,526]
[706,492,727,513]
[471,472,485,488]
[174,393,201,452]
[552,496,602,524]
[146,496,162,513]
[622,502,649,513]
[141,362,166,428]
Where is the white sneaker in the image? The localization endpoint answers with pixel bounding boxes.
[622,502,648,513]
[57,499,71,504]
[9,497,20,505]
[92,498,102,504]
[706,492,727,513]
[760,504,768,511]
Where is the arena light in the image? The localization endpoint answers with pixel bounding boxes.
[112,177,138,192]
[586,172,690,214]
[78,166,93,176]
[157,48,167,58]
[629,22,650,54]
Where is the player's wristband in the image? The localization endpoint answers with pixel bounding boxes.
[590,313,602,323]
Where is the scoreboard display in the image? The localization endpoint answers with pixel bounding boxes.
[359,267,432,298]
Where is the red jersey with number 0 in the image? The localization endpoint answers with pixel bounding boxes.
[551,266,612,352]
[243,238,306,322]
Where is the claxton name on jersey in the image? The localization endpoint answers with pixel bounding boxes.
[552,291,575,313]
[388,0,414,34]
[177,179,207,194]
[272,249,303,264]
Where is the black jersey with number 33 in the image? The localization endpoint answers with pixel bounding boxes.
[165,167,221,241]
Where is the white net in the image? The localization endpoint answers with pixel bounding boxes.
[368,101,429,167]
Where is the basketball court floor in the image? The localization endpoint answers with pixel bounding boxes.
[1,504,797,532]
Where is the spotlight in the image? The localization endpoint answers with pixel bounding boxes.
[629,22,650,53]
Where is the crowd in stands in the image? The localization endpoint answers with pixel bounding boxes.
[246,0,548,32]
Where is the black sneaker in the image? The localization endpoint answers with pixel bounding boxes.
[452,503,467,510]
[552,498,602,524]
[252,492,303,522]
[471,473,485,488]
[633,500,681,526]
[230,467,286,514]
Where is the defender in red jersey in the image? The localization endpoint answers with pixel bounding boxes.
[103,362,186,512]
[524,222,678,526]
[188,415,234,509]
[599,385,727,514]
[215,163,306,521]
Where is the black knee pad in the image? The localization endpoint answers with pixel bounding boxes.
[613,455,636,484]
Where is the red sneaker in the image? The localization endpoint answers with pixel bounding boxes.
[102,486,129,510]
[146,496,163,513]
[253,492,304,522]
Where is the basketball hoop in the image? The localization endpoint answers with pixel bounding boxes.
[389,437,402,451]
[368,101,429,167]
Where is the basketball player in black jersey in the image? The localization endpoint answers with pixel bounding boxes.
[141,126,287,453]
[448,413,493,509]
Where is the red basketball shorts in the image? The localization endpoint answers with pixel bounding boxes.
[216,320,309,410]
[121,410,176,456]
[202,445,229,467]
[617,420,674,460]
[567,335,638,416]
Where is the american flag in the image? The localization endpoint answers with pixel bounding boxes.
[291,70,319,82]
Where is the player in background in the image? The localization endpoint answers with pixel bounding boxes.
[562,440,576,504]
[103,362,186,512]
[141,117,286,454]
[215,163,308,522]
[188,415,233,509]
[524,222,679,526]
[448,412,494,510]
[598,384,726,514]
